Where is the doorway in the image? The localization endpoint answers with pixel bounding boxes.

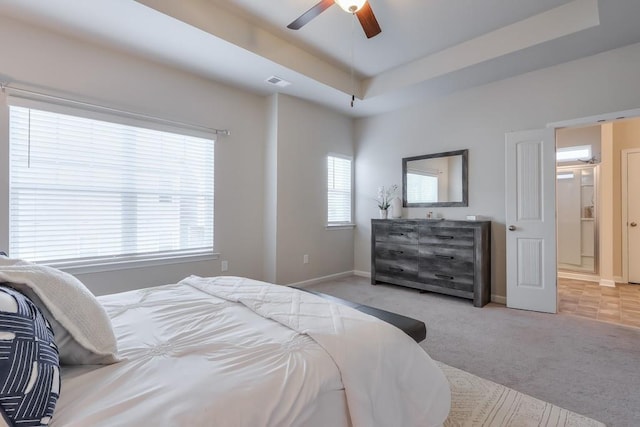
[555,126,601,281]
[555,118,640,328]
[556,163,598,275]
[506,109,640,320]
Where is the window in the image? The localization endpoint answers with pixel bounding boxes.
[406,172,438,203]
[556,145,591,162]
[8,102,215,268]
[327,155,352,225]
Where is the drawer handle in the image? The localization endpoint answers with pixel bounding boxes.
[390,250,404,255]
[436,255,454,260]
[435,274,454,280]
[389,232,405,236]
[435,235,454,240]
[389,267,404,272]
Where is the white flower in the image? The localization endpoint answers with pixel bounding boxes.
[376,184,398,210]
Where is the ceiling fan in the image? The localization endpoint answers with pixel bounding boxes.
[287,0,382,39]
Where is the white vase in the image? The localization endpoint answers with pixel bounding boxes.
[390,197,402,218]
[379,209,388,219]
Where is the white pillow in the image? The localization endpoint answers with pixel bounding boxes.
[0,257,119,365]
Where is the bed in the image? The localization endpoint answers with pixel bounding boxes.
[0,258,450,427]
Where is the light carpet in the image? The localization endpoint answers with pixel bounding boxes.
[439,362,606,427]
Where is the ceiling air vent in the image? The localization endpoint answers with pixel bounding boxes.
[265,76,291,88]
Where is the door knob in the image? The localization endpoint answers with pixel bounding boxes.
[508,225,516,231]
[631,222,638,227]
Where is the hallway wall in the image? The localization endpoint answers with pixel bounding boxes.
[613,119,640,280]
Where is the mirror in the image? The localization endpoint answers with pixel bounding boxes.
[402,149,468,207]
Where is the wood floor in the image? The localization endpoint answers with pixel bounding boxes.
[558,277,640,328]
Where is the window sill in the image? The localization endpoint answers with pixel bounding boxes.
[326,223,356,230]
[51,252,220,275]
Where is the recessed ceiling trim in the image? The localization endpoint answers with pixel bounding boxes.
[547,107,640,129]
[363,0,600,98]
[7,0,637,118]
[134,0,599,103]
[134,0,361,97]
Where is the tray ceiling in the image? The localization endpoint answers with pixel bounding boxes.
[2,0,640,116]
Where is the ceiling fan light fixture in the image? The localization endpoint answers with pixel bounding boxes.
[334,0,367,13]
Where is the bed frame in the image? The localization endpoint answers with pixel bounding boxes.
[0,252,427,343]
[293,287,427,343]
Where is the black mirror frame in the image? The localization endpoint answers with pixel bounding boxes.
[402,149,468,208]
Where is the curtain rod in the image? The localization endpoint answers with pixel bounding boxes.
[0,83,230,136]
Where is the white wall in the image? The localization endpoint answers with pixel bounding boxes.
[0,17,357,295]
[263,94,279,283]
[0,17,267,295]
[355,41,640,299]
[271,94,355,284]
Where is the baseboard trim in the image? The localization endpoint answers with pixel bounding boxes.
[558,271,600,283]
[491,295,506,305]
[599,278,616,288]
[289,272,507,306]
[287,271,354,288]
[353,270,371,278]
[614,276,625,284]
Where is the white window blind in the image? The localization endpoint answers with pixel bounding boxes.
[9,104,215,267]
[327,155,352,224]
[407,172,438,203]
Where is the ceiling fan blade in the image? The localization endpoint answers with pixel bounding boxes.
[287,0,335,30]
[356,1,382,39]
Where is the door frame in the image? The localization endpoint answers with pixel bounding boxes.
[621,148,640,283]
[523,107,640,309]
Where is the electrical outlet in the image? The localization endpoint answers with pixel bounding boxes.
[303,254,309,264]
[221,260,228,272]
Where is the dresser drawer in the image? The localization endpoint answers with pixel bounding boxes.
[376,258,419,281]
[418,270,474,294]
[419,226,474,248]
[376,242,418,261]
[419,246,474,274]
[374,223,418,244]
[375,242,418,280]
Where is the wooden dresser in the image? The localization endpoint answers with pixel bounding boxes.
[371,219,491,307]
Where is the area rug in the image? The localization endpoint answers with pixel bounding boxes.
[438,362,606,427]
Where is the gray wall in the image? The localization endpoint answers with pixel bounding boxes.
[0,17,353,294]
[354,41,640,299]
[270,94,355,284]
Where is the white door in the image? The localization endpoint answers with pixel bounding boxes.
[505,129,557,313]
[628,152,640,283]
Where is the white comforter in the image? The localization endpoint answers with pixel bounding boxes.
[53,276,450,427]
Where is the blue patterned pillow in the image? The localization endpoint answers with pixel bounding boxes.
[0,285,60,427]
